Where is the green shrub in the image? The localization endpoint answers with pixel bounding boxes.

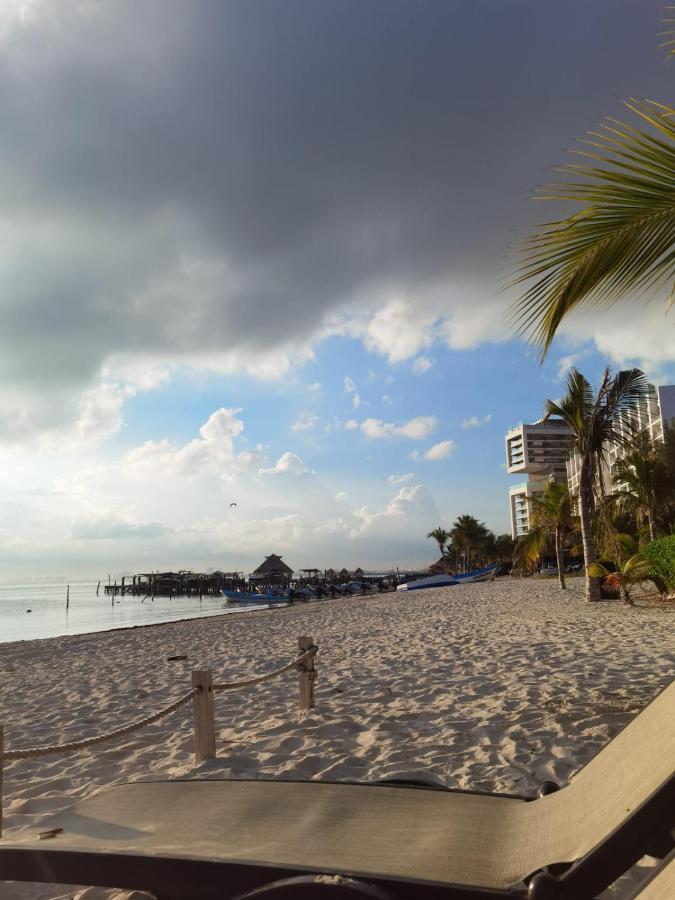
[643,535,675,588]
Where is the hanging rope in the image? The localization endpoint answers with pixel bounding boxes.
[3,688,198,761]
[212,645,318,692]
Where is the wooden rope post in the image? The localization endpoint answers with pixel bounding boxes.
[298,635,316,711]
[191,670,216,764]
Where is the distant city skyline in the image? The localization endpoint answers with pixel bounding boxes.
[0,1,673,578]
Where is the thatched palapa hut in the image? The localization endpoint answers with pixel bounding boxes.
[250,554,294,587]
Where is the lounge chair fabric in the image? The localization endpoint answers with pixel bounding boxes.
[627,850,675,900]
[0,681,673,897]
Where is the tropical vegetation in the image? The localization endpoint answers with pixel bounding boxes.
[426,515,514,574]
[543,367,649,601]
[426,366,674,605]
[513,479,573,590]
[588,535,669,606]
[643,535,675,590]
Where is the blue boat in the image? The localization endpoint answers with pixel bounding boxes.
[397,564,498,592]
[221,589,290,604]
[453,564,498,583]
[397,573,458,592]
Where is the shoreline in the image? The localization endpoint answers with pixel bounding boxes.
[0,597,293,652]
[0,587,400,652]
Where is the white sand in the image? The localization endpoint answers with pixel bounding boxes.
[0,578,673,899]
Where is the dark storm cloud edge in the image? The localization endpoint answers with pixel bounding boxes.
[0,0,666,425]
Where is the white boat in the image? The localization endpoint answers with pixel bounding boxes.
[397,573,458,592]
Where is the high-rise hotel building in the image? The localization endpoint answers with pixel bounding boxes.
[505,419,574,539]
[506,384,675,540]
[567,383,675,495]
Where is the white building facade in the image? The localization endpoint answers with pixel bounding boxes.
[567,383,675,496]
[505,419,574,539]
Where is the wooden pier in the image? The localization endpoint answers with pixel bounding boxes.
[104,571,245,599]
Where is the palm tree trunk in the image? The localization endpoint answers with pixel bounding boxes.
[647,513,656,543]
[554,527,566,590]
[620,585,634,606]
[580,463,602,602]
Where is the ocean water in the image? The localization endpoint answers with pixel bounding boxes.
[0,582,268,644]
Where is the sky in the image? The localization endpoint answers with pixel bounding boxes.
[0,0,673,580]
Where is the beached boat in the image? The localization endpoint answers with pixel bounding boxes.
[396,573,458,592]
[396,564,498,592]
[453,564,498,583]
[221,589,290,604]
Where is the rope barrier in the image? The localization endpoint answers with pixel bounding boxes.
[212,645,318,692]
[2,642,319,762]
[3,688,198,761]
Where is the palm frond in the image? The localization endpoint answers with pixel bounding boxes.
[510,100,675,356]
[513,526,547,568]
[659,6,675,57]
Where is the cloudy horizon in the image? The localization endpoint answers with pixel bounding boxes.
[0,0,673,580]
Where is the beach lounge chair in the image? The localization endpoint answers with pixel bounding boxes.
[625,849,675,900]
[0,680,673,899]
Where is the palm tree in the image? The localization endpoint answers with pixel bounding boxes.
[610,437,662,542]
[531,480,573,590]
[426,527,450,558]
[450,514,490,572]
[588,535,668,605]
[511,100,675,356]
[544,367,649,601]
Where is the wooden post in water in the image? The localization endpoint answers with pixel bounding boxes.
[191,670,216,764]
[121,576,125,597]
[96,580,101,596]
[66,585,70,611]
[298,635,316,711]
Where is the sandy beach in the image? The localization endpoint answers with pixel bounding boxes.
[1,578,673,899]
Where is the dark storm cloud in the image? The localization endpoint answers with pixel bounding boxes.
[0,0,668,423]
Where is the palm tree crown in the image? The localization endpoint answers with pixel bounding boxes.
[450,514,490,571]
[610,437,663,542]
[514,480,573,588]
[426,527,450,557]
[511,100,675,356]
[544,366,648,600]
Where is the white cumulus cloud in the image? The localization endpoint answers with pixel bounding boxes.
[44,382,136,451]
[124,408,253,481]
[291,412,319,432]
[387,472,415,484]
[259,451,310,477]
[425,439,456,460]
[360,415,437,440]
[412,356,433,374]
[461,414,493,430]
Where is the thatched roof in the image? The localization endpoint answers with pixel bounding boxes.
[252,554,293,577]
